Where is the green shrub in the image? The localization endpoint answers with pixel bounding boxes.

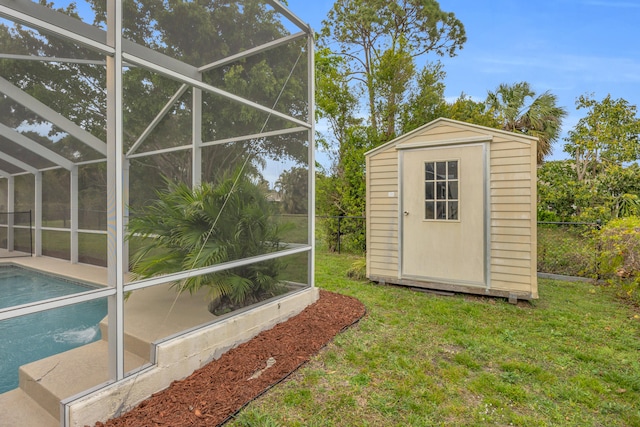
[345,257,367,280]
[127,170,292,314]
[598,216,640,303]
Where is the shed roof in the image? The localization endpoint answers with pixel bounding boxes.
[365,117,538,157]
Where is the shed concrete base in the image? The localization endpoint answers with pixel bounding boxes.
[63,286,319,427]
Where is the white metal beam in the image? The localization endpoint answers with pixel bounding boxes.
[0,153,38,174]
[265,0,313,34]
[123,52,311,130]
[126,84,189,157]
[0,77,107,156]
[125,245,311,292]
[200,126,308,148]
[0,287,115,322]
[128,126,309,160]
[0,123,74,170]
[0,53,105,66]
[126,144,190,160]
[198,32,307,72]
[0,2,199,78]
[0,2,113,55]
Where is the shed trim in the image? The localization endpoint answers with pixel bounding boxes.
[397,150,403,279]
[398,142,489,286]
[395,135,492,150]
[365,117,537,158]
[401,274,485,288]
[484,142,492,291]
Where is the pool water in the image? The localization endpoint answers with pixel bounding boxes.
[0,266,107,394]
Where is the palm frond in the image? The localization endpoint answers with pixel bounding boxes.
[127,167,289,312]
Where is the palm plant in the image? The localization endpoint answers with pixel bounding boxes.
[487,81,567,163]
[127,170,291,314]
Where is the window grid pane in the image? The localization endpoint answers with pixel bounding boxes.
[424,160,459,221]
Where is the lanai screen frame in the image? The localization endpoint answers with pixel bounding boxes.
[0,0,315,385]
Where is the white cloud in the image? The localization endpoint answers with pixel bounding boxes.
[475,53,640,85]
[585,1,640,8]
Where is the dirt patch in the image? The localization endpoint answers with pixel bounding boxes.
[92,290,366,427]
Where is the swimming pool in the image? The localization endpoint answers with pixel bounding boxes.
[0,266,107,394]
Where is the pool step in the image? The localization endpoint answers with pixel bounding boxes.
[0,388,58,427]
[18,340,148,420]
[98,282,216,361]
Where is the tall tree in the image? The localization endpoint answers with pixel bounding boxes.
[564,94,640,182]
[315,47,362,160]
[486,82,567,163]
[399,61,447,133]
[275,166,308,215]
[400,63,499,134]
[320,0,466,140]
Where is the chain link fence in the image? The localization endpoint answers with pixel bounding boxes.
[537,221,601,278]
[317,218,607,278]
[316,216,366,254]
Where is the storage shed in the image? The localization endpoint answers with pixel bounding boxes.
[365,118,538,300]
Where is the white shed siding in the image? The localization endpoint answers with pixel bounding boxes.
[366,149,399,278]
[489,138,536,295]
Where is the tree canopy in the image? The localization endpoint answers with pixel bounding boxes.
[1,0,311,214]
[564,94,640,181]
[320,0,466,141]
[486,82,567,164]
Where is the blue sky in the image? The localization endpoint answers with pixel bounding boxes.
[287,0,640,160]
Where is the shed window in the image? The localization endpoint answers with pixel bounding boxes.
[424,160,458,220]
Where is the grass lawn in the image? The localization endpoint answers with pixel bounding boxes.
[230,251,640,427]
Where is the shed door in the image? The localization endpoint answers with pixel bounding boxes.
[401,145,485,285]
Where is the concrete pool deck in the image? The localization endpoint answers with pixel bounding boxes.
[0,255,217,425]
[0,254,318,426]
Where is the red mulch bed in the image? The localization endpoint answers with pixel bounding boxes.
[92,290,366,427]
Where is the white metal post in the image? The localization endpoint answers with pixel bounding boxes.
[7,176,14,252]
[192,87,202,186]
[307,32,315,289]
[70,165,78,263]
[106,0,125,381]
[123,158,129,273]
[34,171,42,256]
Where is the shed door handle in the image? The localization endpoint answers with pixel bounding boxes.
[404,211,409,216]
